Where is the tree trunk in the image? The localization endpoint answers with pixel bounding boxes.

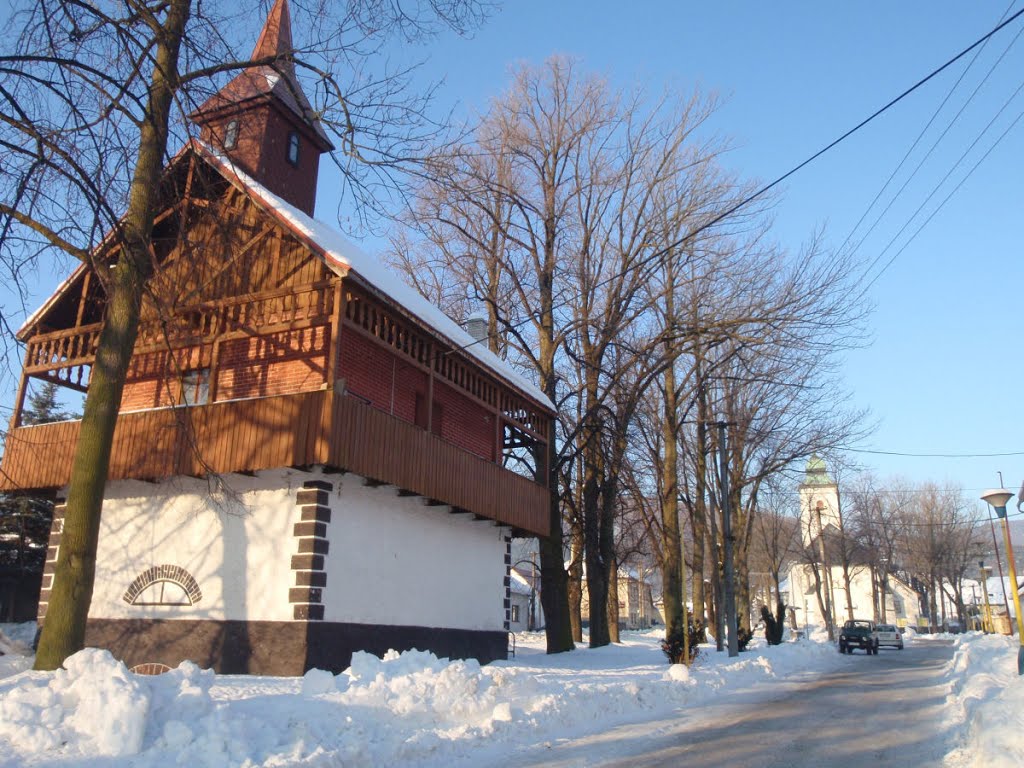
[690,365,708,628]
[583,437,609,647]
[602,447,620,644]
[606,559,620,642]
[734,545,752,636]
[870,567,880,622]
[34,0,192,671]
[809,562,828,635]
[539,436,574,653]
[567,517,584,643]
[660,364,684,644]
[842,562,855,621]
[814,507,835,641]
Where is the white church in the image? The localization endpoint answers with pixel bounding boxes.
[786,456,922,631]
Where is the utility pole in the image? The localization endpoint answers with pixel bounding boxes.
[709,491,724,652]
[718,421,738,658]
[979,563,993,633]
[988,515,1012,625]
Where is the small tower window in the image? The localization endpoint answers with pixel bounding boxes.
[223,119,239,150]
[287,131,300,166]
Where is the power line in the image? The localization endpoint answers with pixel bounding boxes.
[861,98,1024,291]
[839,0,1015,259]
[845,2,1024,275]
[452,7,1024,358]
[842,447,1024,459]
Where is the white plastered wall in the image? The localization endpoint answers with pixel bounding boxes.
[787,563,922,628]
[88,472,300,622]
[323,479,508,631]
[84,468,508,631]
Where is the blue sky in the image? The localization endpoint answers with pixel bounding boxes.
[316,0,1023,500]
[5,2,1023,504]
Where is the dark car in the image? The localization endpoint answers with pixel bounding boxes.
[838,619,879,655]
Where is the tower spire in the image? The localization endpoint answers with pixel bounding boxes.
[191,0,332,215]
[252,0,295,71]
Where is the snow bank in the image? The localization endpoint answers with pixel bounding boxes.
[942,633,1024,768]
[0,631,845,767]
[2,627,1020,767]
[0,648,149,757]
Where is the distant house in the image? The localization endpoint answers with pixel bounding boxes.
[580,568,659,631]
[508,568,542,632]
[0,0,554,675]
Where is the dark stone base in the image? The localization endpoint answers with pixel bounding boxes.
[83,618,508,675]
[0,571,43,622]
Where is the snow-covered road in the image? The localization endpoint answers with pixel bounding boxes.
[511,640,959,767]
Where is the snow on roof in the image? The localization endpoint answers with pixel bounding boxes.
[509,569,533,595]
[198,144,554,411]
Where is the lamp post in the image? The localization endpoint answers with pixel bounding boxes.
[980,488,1024,674]
[978,562,993,634]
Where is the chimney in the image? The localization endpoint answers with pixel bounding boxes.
[465,310,488,344]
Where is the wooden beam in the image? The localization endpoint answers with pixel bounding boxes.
[7,357,30,431]
[326,279,343,389]
[75,270,92,328]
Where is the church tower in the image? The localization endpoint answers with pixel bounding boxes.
[798,455,842,546]
[191,0,333,215]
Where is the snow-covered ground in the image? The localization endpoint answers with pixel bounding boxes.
[0,623,1020,767]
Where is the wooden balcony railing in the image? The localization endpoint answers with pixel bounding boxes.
[0,389,549,536]
[22,282,336,392]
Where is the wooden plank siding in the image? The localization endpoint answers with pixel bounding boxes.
[0,390,550,536]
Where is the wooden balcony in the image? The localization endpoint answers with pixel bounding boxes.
[0,389,549,536]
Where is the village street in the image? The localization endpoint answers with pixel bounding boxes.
[510,639,960,768]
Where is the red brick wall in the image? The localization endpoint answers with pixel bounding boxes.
[434,380,495,461]
[338,331,397,412]
[217,326,326,400]
[254,110,322,216]
[339,331,495,461]
[120,327,327,410]
[121,378,169,411]
[118,322,496,462]
[199,104,321,215]
[121,348,207,411]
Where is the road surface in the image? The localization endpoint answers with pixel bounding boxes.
[516,639,958,767]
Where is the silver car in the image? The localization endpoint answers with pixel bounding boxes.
[876,623,903,650]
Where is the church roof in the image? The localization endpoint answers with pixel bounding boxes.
[802,454,836,487]
[196,143,554,412]
[16,141,555,414]
[193,0,332,150]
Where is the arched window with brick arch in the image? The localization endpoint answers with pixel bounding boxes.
[123,565,202,606]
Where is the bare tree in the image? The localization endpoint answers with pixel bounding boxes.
[395,57,619,653]
[749,482,801,605]
[845,474,913,621]
[898,482,982,629]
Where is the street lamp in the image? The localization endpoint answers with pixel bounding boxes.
[980,488,1024,674]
